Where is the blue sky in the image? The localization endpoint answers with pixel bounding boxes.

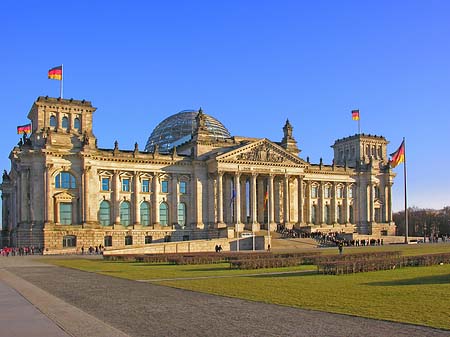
[1,0,449,212]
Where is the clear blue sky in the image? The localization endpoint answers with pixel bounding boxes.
[1,0,449,212]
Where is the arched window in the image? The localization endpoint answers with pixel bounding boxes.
[62,116,69,128]
[349,205,354,223]
[74,117,81,131]
[140,201,150,226]
[337,187,343,198]
[324,186,331,198]
[50,115,57,127]
[55,172,76,189]
[120,201,131,226]
[311,185,318,198]
[99,201,111,226]
[178,202,186,226]
[160,202,169,226]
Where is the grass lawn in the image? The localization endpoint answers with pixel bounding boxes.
[41,243,450,330]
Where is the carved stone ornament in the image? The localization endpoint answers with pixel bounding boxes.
[236,144,285,163]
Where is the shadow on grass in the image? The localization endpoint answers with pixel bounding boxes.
[366,274,450,286]
[249,270,317,278]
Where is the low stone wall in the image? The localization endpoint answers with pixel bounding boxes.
[103,236,268,256]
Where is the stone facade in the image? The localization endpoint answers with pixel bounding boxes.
[1,96,396,253]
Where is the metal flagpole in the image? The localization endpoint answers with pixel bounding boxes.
[403,137,408,244]
[267,183,271,251]
[60,64,64,99]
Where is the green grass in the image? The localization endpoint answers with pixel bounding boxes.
[40,243,450,330]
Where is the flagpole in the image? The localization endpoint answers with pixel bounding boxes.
[60,64,64,99]
[403,137,408,244]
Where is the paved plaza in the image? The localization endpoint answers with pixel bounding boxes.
[0,256,449,337]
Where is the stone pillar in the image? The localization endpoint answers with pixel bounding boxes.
[171,175,178,226]
[113,171,121,224]
[385,183,391,222]
[283,175,290,225]
[217,172,224,225]
[344,183,350,223]
[152,174,160,225]
[257,177,265,224]
[331,182,337,224]
[240,176,247,224]
[45,165,52,223]
[234,173,242,229]
[268,174,275,230]
[369,183,375,222]
[134,172,140,225]
[82,166,90,223]
[318,182,324,224]
[305,180,311,224]
[250,173,259,231]
[297,176,304,224]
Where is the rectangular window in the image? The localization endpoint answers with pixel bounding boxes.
[142,179,149,193]
[122,178,130,192]
[349,187,354,198]
[311,186,317,198]
[161,180,169,193]
[101,178,110,191]
[104,235,112,247]
[179,181,187,194]
[63,235,76,247]
[59,203,72,225]
[324,187,330,199]
[125,235,133,245]
[145,235,153,244]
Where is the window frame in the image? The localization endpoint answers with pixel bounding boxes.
[140,201,150,226]
[101,177,110,191]
[161,180,169,193]
[55,172,76,189]
[120,201,131,226]
[62,235,77,248]
[179,181,187,194]
[141,179,150,193]
[122,178,130,192]
[59,202,72,225]
[160,202,169,226]
[99,200,111,226]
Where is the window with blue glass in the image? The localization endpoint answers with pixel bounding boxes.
[179,181,187,194]
[55,172,76,189]
[177,202,186,226]
[50,115,57,127]
[311,186,318,198]
[101,177,110,191]
[140,202,150,226]
[160,202,168,225]
[122,178,130,192]
[59,203,72,225]
[99,201,111,226]
[141,179,150,193]
[120,201,131,226]
[74,117,81,131]
[161,180,168,193]
[62,116,69,128]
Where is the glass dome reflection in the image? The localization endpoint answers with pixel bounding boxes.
[145,110,231,153]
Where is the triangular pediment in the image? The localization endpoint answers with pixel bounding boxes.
[216,139,307,166]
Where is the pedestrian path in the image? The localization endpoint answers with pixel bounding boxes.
[0,279,70,337]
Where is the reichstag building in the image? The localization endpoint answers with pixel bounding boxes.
[1,96,396,253]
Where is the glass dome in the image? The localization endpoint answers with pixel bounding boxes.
[145,110,231,153]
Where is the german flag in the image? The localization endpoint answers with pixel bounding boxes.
[390,140,405,168]
[48,65,62,80]
[351,110,360,121]
[264,191,269,210]
[17,123,31,134]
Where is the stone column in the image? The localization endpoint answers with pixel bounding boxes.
[251,173,259,231]
[387,183,392,222]
[297,176,304,224]
[171,175,178,226]
[318,182,324,224]
[344,183,350,223]
[45,165,52,223]
[234,173,242,229]
[305,180,311,224]
[82,166,91,223]
[268,174,275,230]
[113,171,121,224]
[283,175,290,225]
[369,183,375,222]
[217,172,224,225]
[134,172,140,225]
[152,174,160,225]
[331,182,337,224]
[257,177,265,224]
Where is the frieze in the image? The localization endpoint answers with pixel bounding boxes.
[236,143,285,163]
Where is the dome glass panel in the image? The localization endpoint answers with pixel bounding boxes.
[145,110,231,153]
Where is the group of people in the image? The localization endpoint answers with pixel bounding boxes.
[214,244,223,253]
[1,246,41,256]
[80,245,104,255]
